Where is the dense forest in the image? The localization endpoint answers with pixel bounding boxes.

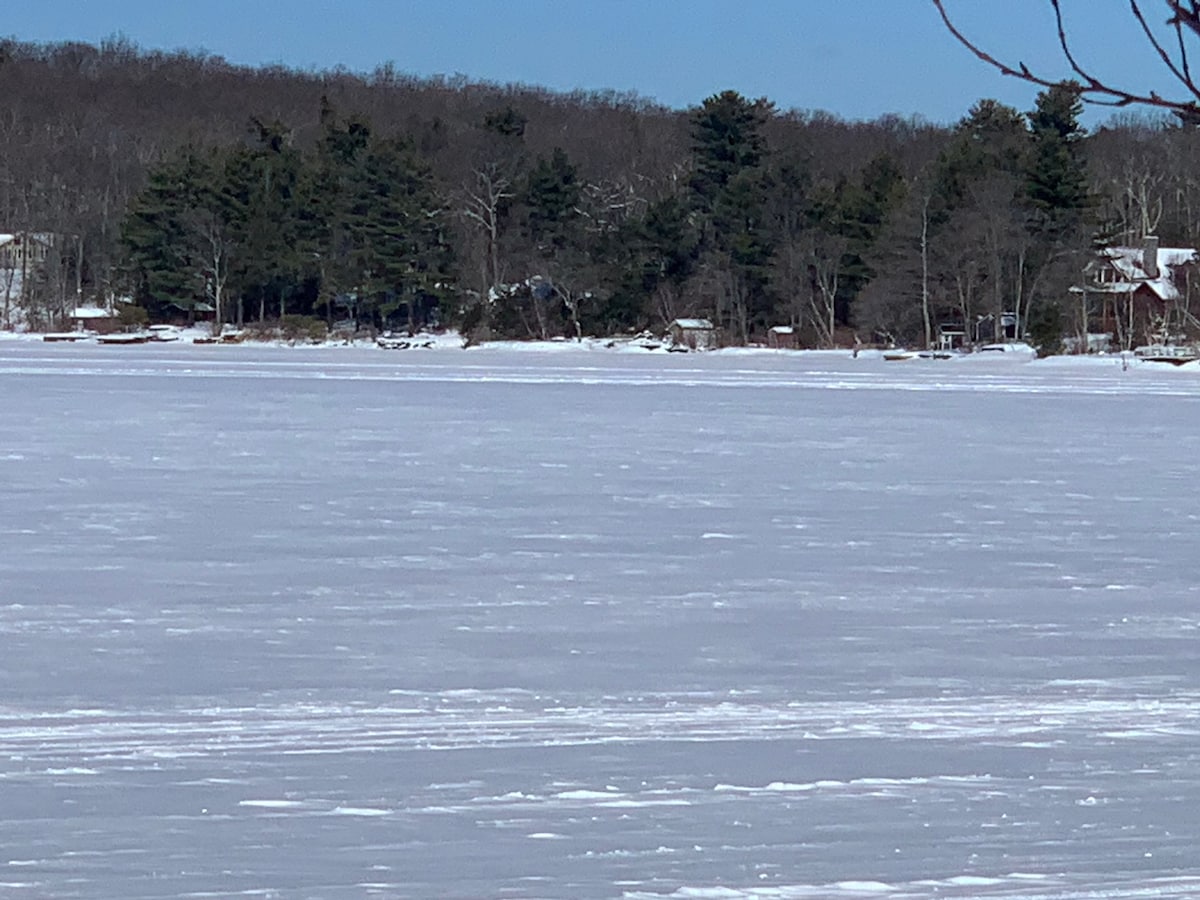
[2,36,1199,349]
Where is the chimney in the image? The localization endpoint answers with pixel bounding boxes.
[1143,235,1160,280]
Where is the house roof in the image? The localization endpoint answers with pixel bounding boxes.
[70,306,116,319]
[0,232,55,248]
[1095,245,1198,301]
[671,318,714,330]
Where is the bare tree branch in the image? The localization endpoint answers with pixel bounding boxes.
[1166,1,1200,40]
[1050,0,1114,96]
[1173,13,1192,88]
[1126,0,1198,101]
[932,0,1200,117]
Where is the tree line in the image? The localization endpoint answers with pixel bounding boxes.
[3,36,1200,348]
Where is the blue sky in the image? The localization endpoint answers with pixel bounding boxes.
[4,2,1191,125]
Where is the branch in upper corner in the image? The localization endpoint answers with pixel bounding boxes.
[1166,2,1200,40]
[931,0,1200,120]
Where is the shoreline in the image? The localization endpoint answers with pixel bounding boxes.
[0,327,1188,372]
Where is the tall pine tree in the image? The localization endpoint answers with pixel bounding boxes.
[1024,81,1092,354]
[1026,81,1090,234]
[122,146,241,327]
[690,91,774,343]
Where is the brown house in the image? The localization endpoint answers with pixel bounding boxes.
[1076,236,1199,349]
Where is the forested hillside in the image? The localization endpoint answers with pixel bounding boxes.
[3,36,1200,347]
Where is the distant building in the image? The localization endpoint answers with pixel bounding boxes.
[668,318,716,350]
[0,232,55,271]
[168,301,216,325]
[936,320,968,350]
[1075,236,1200,347]
[69,306,120,333]
[973,311,1019,344]
[0,231,58,307]
[767,325,799,349]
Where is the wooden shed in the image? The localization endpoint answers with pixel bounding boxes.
[668,318,716,350]
[767,325,799,349]
[69,306,120,334]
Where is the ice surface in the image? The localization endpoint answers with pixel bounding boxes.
[2,342,1200,898]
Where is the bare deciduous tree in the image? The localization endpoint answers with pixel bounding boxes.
[182,207,234,336]
[460,163,514,296]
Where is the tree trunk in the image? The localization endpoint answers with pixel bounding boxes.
[920,197,932,350]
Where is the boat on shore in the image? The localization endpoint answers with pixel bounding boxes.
[882,348,958,361]
[1134,344,1199,365]
[148,324,182,342]
[96,332,152,345]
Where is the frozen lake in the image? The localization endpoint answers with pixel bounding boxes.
[2,342,1200,898]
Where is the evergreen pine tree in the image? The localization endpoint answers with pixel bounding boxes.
[224,118,305,322]
[298,100,374,324]
[935,99,1029,214]
[352,135,454,331]
[122,147,241,325]
[1021,82,1094,354]
[836,153,906,322]
[689,91,775,342]
[1026,81,1091,232]
[690,91,771,212]
[597,195,699,335]
[524,147,582,255]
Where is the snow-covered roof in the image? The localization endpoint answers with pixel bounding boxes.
[671,318,714,330]
[769,325,795,334]
[70,306,116,319]
[1096,244,1198,301]
[0,231,54,247]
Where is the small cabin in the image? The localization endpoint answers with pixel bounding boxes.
[767,325,799,349]
[668,318,716,350]
[167,301,216,325]
[974,311,1020,343]
[936,321,967,350]
[69,306,120,334]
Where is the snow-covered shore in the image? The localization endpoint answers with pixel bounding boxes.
[3,325,1189,374]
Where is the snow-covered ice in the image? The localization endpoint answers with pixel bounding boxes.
[2,341,1200,898]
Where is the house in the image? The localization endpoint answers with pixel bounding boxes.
[0,232,55,270]
[767,325,799,349]
[668,318,716,350]
[0,232,58,306]
[167,301,215,325]
[1075,236,1199,347]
